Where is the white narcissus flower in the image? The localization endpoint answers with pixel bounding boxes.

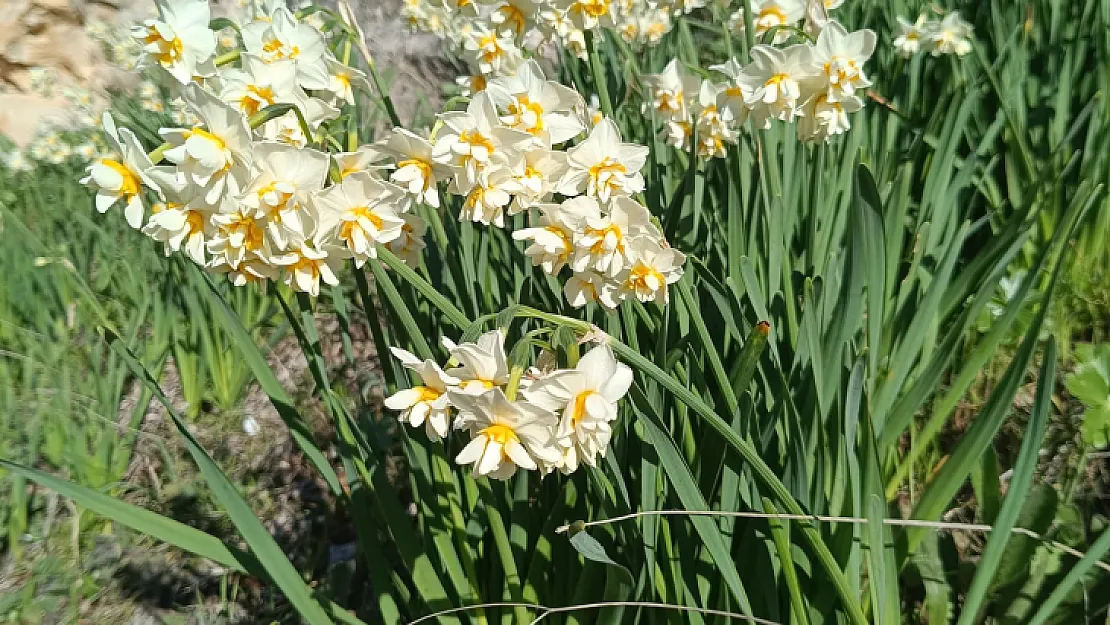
[811,22,876,102]
[560,0,617,30]
[797,93,862,142]
[731,0,806,45]
[218,55,300,118]
[209,252,280,286]
[380,129,449,208]
[893,15,929,58]
[386,213,428,267]
[457,164,524,227]
[384,347,460,440]
[693,80,738,160]
[449,388,561,480]
[661,119,692,150]
[241,6,330,90]
[513,199,600,275]
[738,44,819,128]
[638,8,673,45]
[622,237,686,305]
[491,0,542,40]
[141,166,213,265]
[487,60,586,146]
[509,147,568,214]
[443,330,511,397]
[572,196,661,278]
[564,270,621,310]
[324,56,371,106]
[161,84,254,205]
[524,344,632,473]
[238,142,331,251]
[708,58,751,125]
[432,92,533,192]
[81,113,154,230]
[272,241,344,297]
[641,58,700,122]
[334,145,388,180]
[463,25,524,76]
[132,0,217,84]
[927,12,974,57]
[558,118,648,203]
[312,172,409,266]
[208,207,272,270]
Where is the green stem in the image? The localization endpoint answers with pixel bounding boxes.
[586,30,615,119]
[214,49,240,67]
[479,481,532,624]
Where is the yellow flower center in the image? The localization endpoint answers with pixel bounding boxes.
[498,4,526,35]
[257,182,294,211]
[184,210,206,236]
[575,0,611,18]
[766,73,790,88]
[458,130,496,169]
[396,158,433,190]
[461,379,496,391]
[340,206,384,243]
[658,91,683,113]
[570,391,597,426]
[412,386,442,403]
[506,96,546,134]
[480,424,520,449]
[101,159,141,198]
[478,33,503,63]
[758,7,787,27]
[824,58,859,84]
[145,31,184,66]
[629,263,665,292]
[240,84,276,116]
[586,223,624,255]
[587,158,628,195]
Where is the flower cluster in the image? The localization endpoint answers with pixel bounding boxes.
[84,0,686,312]
[401,0,696,95]
[386,331,633,479]
[643,15,876,147]
[893,11,974,59]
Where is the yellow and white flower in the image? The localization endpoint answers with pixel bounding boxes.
[241,6,330,90]
[621,237,686,305]
[797,93,862,142]
[238,142,331,251]
[811,22,876,102]
[432,92,533,191]
[926,12,974,57]
[385,347,460,440]
[558,118,648,203]
[333,145,389,180]
[81,113,154,230]
[524,344,632,473]
[738,43,819,128]
[449,388,561,480]
[324,56,371,106]
[487,60,586,146]
[509,147,569,213]
[513,199,599,275]
[559,0,617,31]
[386,213,429,267]
[218,55,300,118]
[132,0,217,84]
[641,58,699,122]
[463,25,524,77]
[312,172,409,266]
[443,329,511,396]
[564,270,621,309]
[571,196,660,278]
[456,164,524,227]
[160,85,254,205]
[893,15,928,58]
[381,129,450,208]
[141,166,215,265]
[272,241,344,297]
[730,0,806,45]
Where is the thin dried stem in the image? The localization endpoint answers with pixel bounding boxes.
[406,601,780,625]
[557,510,1110,573]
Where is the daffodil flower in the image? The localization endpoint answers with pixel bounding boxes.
[524,344,632,473]
[272,241,344,297]
[571,196,661,278]
[558,118,648,203]
[893,15,929,58]
[218,55,300,118]
[564,270,621,310]
[811,22,876,102]
[641,58,700,123]
[81,113,154,230]
[730,0,806,45]
[456,163,524,227]
[132,0,217,85]
[509,147,569,214]
[238,142,331,251]
[513,199,599,275]
[926,12,974,57]
[449,388,561,480]
[241,6,330,91]
[738,44,820,129]
[141,166,214,265]
[797,93,862,142]
[432,92,533,192]
[559,0,617,31]
[443,330,511,398]
[312,172,409,267]
[160,85,254,205]
[385,347,460,440]
[333,146,389,181]
[487,60,586,147]
[381,129,449,208]
[386,213,429,267]
[621,237,686,305]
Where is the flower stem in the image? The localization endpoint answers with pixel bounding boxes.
[586,30,615,119]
